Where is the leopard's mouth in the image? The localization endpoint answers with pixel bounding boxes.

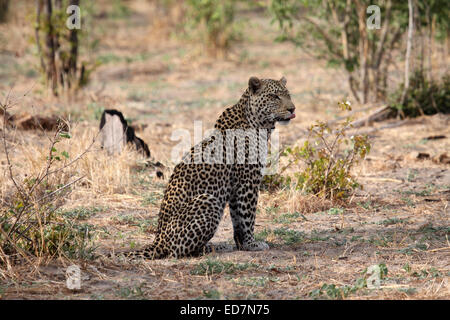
[275,112,296,123]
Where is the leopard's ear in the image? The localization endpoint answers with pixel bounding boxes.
[248,76,262,94]
[280,76,287,86]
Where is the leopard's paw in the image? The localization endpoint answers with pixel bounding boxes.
[243,241,270,251]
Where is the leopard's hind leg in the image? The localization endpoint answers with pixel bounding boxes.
[112,194,225,260]
[166,193,225,258]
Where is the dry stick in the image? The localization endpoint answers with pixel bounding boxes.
[427,247,450,253]
[1,84,37,216]
[9,131,97,238]
[47,130,100,177]
[0,245,14,279]
[26,120,98,198]
[36,174,86,205]
[27,127,62,196]
[6,122,64,238]
[4,110,96,241]
[12,174,86,242]
[1,101,26,200]
[5,127,62,238]
[1,85,47,242]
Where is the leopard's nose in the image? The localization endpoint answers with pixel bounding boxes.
[287,104,296,113]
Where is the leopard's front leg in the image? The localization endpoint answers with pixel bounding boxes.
[229,176,269,251]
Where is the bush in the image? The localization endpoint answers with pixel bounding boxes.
[0,103,97,265]
[390,70,450,118]
[186,0,240,57]
[262,101,371,200]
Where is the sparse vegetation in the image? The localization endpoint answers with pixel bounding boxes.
[263,100,371,200]
[390,70,450,118]
[191,258,259,276]
[0,103,97,262]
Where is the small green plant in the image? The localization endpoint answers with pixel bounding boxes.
[273,211,306,224]
[327,207,344,215]
[403,263,411,273]
[412,268,443,279]
[309,277,366,300]
[61,207,103,220]
[255,227,304,245]
[263,101,371,200]
[116,284,146,299]
[203,289,221,299]
[191,258,258,276]
[141,192,164,206]
[273,228,304,245]
[310,264,389,299]
[377,218,407,226]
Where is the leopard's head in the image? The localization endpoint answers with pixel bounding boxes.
[247,76,296,129]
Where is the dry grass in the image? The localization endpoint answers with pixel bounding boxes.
[0,123,143,202]
[0,0,449,300]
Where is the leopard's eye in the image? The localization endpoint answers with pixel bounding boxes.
[269,93,280,100]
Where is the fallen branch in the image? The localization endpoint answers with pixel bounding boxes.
[348,120,408,137]
[427,247,450,253]
[350,105,394,128]
[360,177,403,183]
[326,103,387,126]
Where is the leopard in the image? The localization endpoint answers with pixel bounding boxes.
[123,76,295,259]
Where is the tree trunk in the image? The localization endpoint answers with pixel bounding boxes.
[68,0,80,83]
[401,0,414,106]
[35,0,46,72]
[36,0,83,96]
[0,0,9,23]
[356,1,369,103]
[43,0,58,96]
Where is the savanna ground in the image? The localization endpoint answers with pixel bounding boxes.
[0,1,449,300]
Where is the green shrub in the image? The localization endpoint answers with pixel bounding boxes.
[390,70,450,117]
[263,101,371,200]
[0,111,97,264]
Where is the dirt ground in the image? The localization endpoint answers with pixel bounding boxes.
[0,1,449,300]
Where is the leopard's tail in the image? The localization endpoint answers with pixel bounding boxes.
[110,243,165,260]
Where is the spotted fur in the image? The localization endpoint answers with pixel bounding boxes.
[125,76,295,259]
